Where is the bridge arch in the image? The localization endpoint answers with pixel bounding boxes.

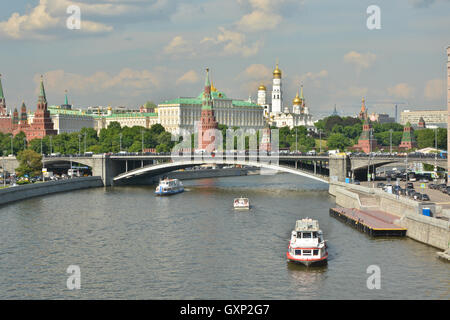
[113,159,329,184]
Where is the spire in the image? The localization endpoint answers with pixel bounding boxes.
[202,68,213,110]
[39,75,47,103]
[204,68,211,87]
[300,83,304,100]
[64,90,69,105]
[0,74,4,99]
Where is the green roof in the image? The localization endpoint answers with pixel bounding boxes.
[160,91,261,108]
[94,112,157,119]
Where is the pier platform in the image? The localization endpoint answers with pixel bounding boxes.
[330,207,407,237]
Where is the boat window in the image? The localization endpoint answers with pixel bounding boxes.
[303,232,312,239]
[295,250,302,256]
[303,250,311,256]
[312,232,318,238]
[313,250,319,256]
[297,232,302,238]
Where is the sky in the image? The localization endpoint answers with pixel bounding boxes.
[0,0,449,119]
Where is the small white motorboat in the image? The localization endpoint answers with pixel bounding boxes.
[233,197,250,210]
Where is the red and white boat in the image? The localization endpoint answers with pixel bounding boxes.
[286,218,328,266]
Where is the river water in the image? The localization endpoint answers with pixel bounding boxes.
[0,174,448,299]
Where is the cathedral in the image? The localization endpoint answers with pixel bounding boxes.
[256,62,314,129]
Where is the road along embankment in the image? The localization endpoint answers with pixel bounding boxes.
[0,176,104,206]
[329,181,450,253]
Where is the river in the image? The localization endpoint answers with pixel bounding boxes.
[0,174,448,299]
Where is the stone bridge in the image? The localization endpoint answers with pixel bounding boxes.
[2,154,447,186]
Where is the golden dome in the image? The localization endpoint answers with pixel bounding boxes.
[293,92,301,105]
[258,84,266,91]
[107,106,112,110]
[273,63,282,78]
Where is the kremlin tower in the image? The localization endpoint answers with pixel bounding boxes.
[24,75,57,141]
[198,68,218,151]
[358,97,368,121]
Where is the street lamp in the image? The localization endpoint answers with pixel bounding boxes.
[319,129,322,154]
[2,151,6,187]
[78,134,81,155]
[10,135,13,155]
[141,130,144,153]
[50,136,52,154]
[119,133,123,152]
[295,128,298,153]
[434,128,438,172]
[389,129,393,155]
[84,132,87,154]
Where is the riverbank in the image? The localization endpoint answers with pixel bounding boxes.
[329,181,450,258]
[0,176,104,206]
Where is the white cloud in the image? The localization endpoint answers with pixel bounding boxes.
[343,51,377,71]
[424,79,445,100]
[38,68,161,97]
[201,27,262,57]
[0,0,179,40]
[176,70,200,85]
[236,9,282,32]
[236,0,300,32]
[164,35,194,56]
[0,0,60,39]
[387,83,414,99]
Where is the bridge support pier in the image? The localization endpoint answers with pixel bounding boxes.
[329,154,351,182]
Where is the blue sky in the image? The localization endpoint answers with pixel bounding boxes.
[0,0,449,119]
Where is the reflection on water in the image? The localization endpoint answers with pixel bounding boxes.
[0,173,448,299]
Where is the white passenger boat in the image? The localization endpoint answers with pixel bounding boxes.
[233,197,250,210]
[286,218,328,266]
[155,178,184,196]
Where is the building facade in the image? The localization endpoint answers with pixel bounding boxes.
[157,74,265,135]
[94,109,159,133]
[400,109,447,128]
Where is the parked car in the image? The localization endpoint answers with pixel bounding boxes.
[377,182,385,188]
[421,194,430,201]
[353,180,360,185]
[413,193,422,200]
[407,189,416,197]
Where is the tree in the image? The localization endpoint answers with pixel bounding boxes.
[327,133,352,150]
[16,149,43,178]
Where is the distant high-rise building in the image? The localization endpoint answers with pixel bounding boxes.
[447,45,450,180]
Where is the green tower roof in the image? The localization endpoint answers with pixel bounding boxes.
[0,74,4,99]
[39,75,46,101]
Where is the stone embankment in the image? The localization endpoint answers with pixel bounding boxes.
[329,181,450,259]
[0,176,103,206]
